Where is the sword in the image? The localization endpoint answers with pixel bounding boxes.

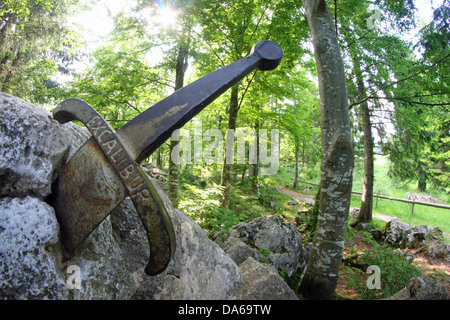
[49,40,283,276]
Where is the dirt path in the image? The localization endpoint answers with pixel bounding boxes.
[372,212,395,222]
[279,186,395,222]
[278,187,314,203]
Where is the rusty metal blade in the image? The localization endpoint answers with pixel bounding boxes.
[51,138,127,257]
[53,99,175,275]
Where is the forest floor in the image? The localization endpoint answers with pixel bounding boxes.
[335,241,450,300]
[278,187,450,300]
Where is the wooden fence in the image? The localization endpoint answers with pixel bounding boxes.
[296,180,450,216]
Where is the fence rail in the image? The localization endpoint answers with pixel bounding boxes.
[296,179,450,215]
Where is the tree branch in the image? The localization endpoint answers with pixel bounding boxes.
[364,95,450,107]
[250,0,271,39]
[349,52,450,108]
[237,70,257,111]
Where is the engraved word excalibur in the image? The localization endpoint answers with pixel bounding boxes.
[51,40,283,276]
[54,99,174,275]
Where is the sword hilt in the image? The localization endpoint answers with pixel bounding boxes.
[54,99,176,276]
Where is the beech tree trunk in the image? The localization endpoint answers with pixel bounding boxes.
[221,85,239,208]
[359,99,374,222]
[352,55,374,223]
[294,140,300,188]
[250,122,260,197]
[168,43,189,207]
[299,0,354,300]
[345,31,374,224]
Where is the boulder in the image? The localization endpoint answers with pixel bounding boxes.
[426,242,450,261]
[226,216,307,277]
[0,92,242,299]
[0,196,68,300]
[350,207,360,219]
[62,214,136,300]
[141,163,167,183]
[406,225,430,249]
[429,226,444,240]
[384,219,444,250]
[385,277,448,300]
[384,219,413,247]
[0,92,88,198]
[218,236,265,266]
[110,184,242,300]
[236,257,298,300]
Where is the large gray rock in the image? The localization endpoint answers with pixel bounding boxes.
[384,219,413,247]
[236,257,298,300]
[384,219,444,250]
[64,215,136,299]
[0,92,242,299]
[0,92,88,199]
[0,196,68,299]
[179,221,242,299]
[426,242,450,261]
[228,216,306,277]
[385,277,448,300]
[113,196,242,300]
[219,236,265,266]
[406,224,431,249]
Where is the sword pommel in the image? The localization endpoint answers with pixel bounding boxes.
[250,40,284,71]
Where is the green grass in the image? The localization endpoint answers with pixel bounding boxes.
[352,155,450,242]
[275,156,450,242]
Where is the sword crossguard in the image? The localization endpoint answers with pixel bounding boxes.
[54,99,176,276]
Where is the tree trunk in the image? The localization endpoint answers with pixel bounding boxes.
[168,138,180,207]
[1,53,21,92]
[250,122,260,197]
[221,84,239,208]
[418,161,427,191]
[359,99,374,222]
[346,33,374,224]
[350,57,374,223]
[241,165,247,182]
[294,140,300,188]
[0,13,16,87]
[299,0,354,300]
[168,43,189,207]
[156,148,162,169]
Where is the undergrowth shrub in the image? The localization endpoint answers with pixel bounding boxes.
[342,240,422,299]
[178,182,255,237]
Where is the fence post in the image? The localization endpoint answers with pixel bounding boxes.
[412,202,415,216]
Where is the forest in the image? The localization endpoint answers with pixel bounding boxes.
[1,0,448,300]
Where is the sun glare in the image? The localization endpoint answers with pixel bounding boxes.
[158,6,178,27]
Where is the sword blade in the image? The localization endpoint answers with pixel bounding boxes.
[51,138,127,257]
[117,40,283,163]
